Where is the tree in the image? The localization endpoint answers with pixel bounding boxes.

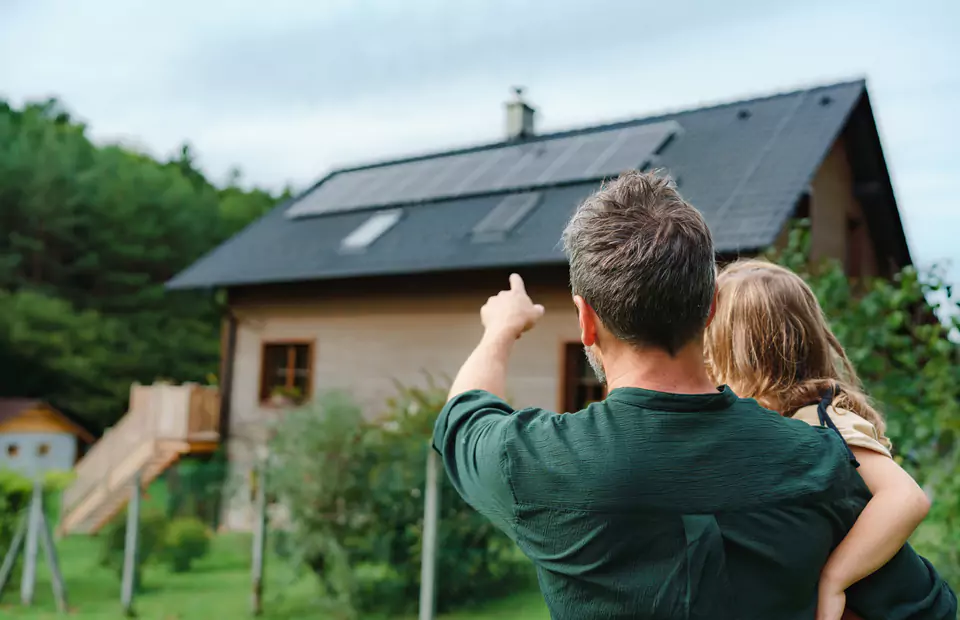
[0,97,278,430]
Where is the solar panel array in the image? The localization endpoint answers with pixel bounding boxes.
[286,120,680,219]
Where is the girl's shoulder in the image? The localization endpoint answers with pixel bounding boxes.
[792,404,893,458]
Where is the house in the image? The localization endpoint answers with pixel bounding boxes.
[168,79,911,529]
[0,399,95,477]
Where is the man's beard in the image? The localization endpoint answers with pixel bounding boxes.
[584,345,606,385]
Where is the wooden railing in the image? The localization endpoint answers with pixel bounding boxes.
[61,382,220,522]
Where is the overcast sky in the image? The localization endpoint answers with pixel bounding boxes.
[1,0,957,283]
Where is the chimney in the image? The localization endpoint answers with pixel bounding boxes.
[505,86,535,140]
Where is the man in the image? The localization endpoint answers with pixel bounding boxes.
[432,171,956,619]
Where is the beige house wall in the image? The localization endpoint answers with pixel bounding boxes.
[222,276,580,529]
[809,139,879,277]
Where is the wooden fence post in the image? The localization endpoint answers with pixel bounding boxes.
[418,446,441,620]
[121,471,141,617]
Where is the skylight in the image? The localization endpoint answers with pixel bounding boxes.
[340,209,403,253]
[472,192,541,243]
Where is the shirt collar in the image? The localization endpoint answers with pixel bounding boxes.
[606,385,740,412]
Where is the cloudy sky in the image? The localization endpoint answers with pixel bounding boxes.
[1,0,957,281]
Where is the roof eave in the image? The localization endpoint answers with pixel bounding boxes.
[169,256,573,292]
[852,89,913,268]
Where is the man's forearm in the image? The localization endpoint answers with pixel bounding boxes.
[448,330,516,401]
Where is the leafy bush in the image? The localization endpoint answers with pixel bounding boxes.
[770,221,960,585]
[271,527,295,561]
[164,451,228,529]
[0,468,74,565]
[268,385,531,617]
[99,505,168,587]
[0,469,34,579]
[161,517,211,572]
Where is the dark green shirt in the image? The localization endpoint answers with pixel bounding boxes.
[433,387,957,620]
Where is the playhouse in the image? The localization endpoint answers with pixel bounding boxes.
[0,399,95,477]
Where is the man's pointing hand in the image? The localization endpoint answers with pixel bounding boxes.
[480,273,545,340]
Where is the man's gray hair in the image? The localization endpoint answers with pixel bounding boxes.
[562,170,716,355]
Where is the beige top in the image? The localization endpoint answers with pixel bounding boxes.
[793,404,893,459]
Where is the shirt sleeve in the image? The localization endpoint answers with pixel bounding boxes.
[792,405,893,458]
[827,483,958,618]
[846,542,958,619]
[432,390,520,538]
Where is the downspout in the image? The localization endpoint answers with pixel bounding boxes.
[219,310,238,442]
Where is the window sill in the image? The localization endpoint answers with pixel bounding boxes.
[259,398,309,410]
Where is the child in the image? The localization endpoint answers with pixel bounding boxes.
[703,260,931,620]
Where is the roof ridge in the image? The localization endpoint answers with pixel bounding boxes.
[324,78,867,176]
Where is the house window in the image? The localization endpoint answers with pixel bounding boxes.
[259,341,313,404]
[37,443,50,457]
[562,342,606,412]
[6,444,19,458]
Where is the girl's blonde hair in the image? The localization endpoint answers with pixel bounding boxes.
[704,259,884,433]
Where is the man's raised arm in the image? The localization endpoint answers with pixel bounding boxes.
[431,274,545,536]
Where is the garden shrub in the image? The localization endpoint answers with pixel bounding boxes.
[161,516,211,572]
[268,385,532,617]
[163,450,228,529]
[0,470,34,581]
[99,505,168,587]
[0,468,74,575]
[271,526,295,561]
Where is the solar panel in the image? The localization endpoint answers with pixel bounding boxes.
[426,151,492,198]
[340,209,403,252]
[597,123,679,175]
[287,119,680,219]
[286,168,378,218]
[460,146,528,194]
[472,192,541,243]
[341,164,409,209]
[376,160,427,202]
[388,158,448,203]
[453,147,511,194]
[497,139,571,189]
[541,134,616,184]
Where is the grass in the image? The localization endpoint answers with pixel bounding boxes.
[0,534,549,620]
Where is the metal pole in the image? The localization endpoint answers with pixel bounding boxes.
[251,460,267,616]
[121,471,141,617]
[39,503,68,613]
[20,480,42,606]
[418,446,441,620]
[0,512,27,599]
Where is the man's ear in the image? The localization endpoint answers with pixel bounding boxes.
[573,295,598,347]
[705,286,718,328]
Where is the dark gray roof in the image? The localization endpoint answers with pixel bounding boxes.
[169,80,869,290]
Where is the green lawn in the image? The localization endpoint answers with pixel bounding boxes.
[1,534,548,620]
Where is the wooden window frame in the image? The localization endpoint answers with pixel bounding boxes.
[558,341,607,413]
[258,339,315,406]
